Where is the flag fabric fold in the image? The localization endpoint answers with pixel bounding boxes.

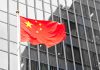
[20,16,66,48]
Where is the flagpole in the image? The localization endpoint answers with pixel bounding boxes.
[16,0,21,69]
[16,10,21,70]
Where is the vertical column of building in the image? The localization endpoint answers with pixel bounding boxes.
[25,0,31,70]
[49,0,59,70]
[93,0,100,69]
[16,0,21,70]
[72,0,85,70]
[64,0,76,70]
[41,0,50,70]
[79,0,93,70]
[7,0,10,70]
[56,0,68,70]
[86,0,100,70]
[34,0,41,70]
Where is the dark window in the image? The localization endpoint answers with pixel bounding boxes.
[74,47,81,63]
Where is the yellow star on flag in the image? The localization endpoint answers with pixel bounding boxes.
[25,21,32,28]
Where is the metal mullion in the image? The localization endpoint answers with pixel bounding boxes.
[7,0,10,70]
[93,0,100,33]
[25,0,31,70]
[93,0,100,69]
[46,47,50,70]
[72,0,85,70]
[37,45,40,70]
[79,0,93,70]
[34,0,41,70]
[56,0,68,70]
[41,0,50,70]
[55,45,59,70]
[87,0,100,70]
[49,0,59,70]
[64,0,76,70]
[16,0,21,70]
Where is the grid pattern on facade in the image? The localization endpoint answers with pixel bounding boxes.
[0,0,100,70]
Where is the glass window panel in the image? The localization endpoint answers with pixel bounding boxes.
[67,61,74,70]
[37,10,43,20]
[48,46,55,54]
[82,5,89,18]
[52,6,58,15]
[82,49,90,66]
[88,42,95,53]
[49,55,57,66]
[36,0,42,10]
[90,52,98,69]
[21,57,27,70]
[19,3,26,17]
[19,0,25,4]
[51,0,57,6]
[74,2,81,15]
[57,43,64,58]
[10,54,17,70]
[72,37,78,47]
[28,0,34,7]
[59,0,65,7]
[70,21,77,36]
[44,0,50,3]
[62,19,69,33]
[28,7,35,19]
[31,60,38,70]
[30,47,38,61]
[66,45,73,60]
[10,26,17,42]
[44,3,51,13]
[86,27,93,41]
[97,10,100,23]
[0,39,8,51]
[9,0,17,15]
[92,21,98,30]
[0,22,7,39]
[89,7,97,21]
[10,42,17,54]
[21,45,28,58]
[0,11,7,23]
[94,29,100,44]
[0,51,8,70]
[9,15,17,26]
[78,25,85,39]
[73,47,81,63]
[39,45,46,51]
[58,58,65,70]
[0,0,7,12]
[45,12,51,20]
[68,12,75,22]
[76,63,82,70]
[40,63,48,70]
[80,39,87,50]
[84,66,91,70]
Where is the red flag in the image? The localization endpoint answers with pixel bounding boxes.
[20,16,66,48]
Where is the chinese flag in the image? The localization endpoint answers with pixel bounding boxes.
[20,16,66,48]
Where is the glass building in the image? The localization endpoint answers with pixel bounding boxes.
[0,0,100,70]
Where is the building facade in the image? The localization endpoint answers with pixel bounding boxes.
[0,0,100,70]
